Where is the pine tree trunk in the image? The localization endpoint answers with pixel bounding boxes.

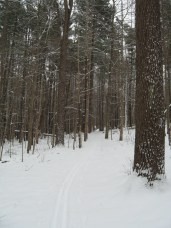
[0,0,9,160]
[105,4,115,139]
[77,33,82,148]
[84,57,90,141]
[119,0,124,141]
[56,0,73,145]
[133,0,165,182]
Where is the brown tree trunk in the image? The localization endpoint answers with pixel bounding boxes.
[119,0,124,141]
[133,0,165,182]
[84,57,90,141]
[105,4,115,139]
[0,0,9,160]
[56,0,73,145]
[88,30,95,133]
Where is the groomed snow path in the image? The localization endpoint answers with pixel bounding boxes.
[0,130,171,228]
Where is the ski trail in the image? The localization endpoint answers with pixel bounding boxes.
[51,133,100,228]
[51,158,88,228]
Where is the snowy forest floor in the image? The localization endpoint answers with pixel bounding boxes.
[0,129,171,228]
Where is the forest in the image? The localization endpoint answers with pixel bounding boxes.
[1,0,171,177]
[0,0,137,150]
[0,0,171,227]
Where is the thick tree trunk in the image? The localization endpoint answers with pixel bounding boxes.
[88,30,95,133]
[105,4,115,139]
[133,0,165,182]
[27,71,35,153]
[56,0,73,145]
[77,33,82,148]
[119,0,124,141]
[84,57,90,141]
[0,0,9,160]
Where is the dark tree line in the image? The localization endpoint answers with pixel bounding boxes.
[0,0,136,157]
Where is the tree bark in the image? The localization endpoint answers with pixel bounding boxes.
[56,0,73,145]
[133,0,165,182]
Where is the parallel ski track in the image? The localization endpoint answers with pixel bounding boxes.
[50,157,89,228]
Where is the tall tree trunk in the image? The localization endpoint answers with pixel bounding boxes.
[119,0,124,141]
[105,3,115,139]
[99,75,105,131]
[88,29,95,133]
[84,0,92,141]
[27,68,36,153]
[56,0,73,145]
[84,57,90,141]
[0,0,9,160]
[133,0,165,182]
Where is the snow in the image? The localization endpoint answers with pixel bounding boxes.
[0,129,171,228]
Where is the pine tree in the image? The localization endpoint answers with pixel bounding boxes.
[56,0,73,145]
[133,0,165,182]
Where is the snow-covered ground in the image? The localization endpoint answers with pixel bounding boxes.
[0,129,171,228]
